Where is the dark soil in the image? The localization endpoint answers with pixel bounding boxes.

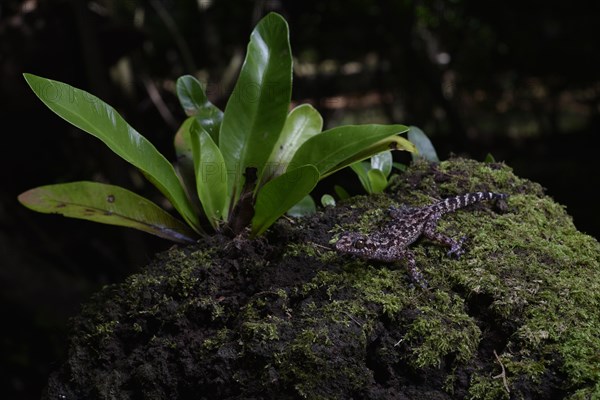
[43,159,600,400]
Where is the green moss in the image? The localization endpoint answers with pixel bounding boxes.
[406,291,481,368]
[50,158,600,400]
[333,158,600,396]
[84,320,119,340]
[241,321,280,341]
[132,322,142,333]
[468,375,510,400]
[275,324,370,399]
[567,384,600,400]
[283,241,327,260]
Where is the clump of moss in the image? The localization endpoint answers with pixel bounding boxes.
[45,158,600,400]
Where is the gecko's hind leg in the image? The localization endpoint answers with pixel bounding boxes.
[422,220,466,259]
[399,249,428,289]
[446,236,467,258]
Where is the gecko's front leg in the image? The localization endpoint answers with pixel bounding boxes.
[387,247,428,289]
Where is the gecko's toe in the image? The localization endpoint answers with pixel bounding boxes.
[407,265,428,289]
[447,237,467,258]
[407,277,429,290]
[447,248,466,258]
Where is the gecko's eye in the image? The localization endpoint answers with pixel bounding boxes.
[353,238,366,249]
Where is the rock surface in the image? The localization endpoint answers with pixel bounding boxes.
[45,159,600,400]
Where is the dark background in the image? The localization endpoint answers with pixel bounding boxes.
[1,0,598,398]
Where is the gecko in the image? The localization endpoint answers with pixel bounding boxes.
[335,192,508,288]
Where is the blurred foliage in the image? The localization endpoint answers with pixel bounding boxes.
[1,0,599,398]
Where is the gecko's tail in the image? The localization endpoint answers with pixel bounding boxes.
[432,192,508,213]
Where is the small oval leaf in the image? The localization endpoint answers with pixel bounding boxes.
[370,150,393,177]
[392,162,408,172]
[321,194,336,207]
[484,153,496,163]
[366,169,388,193]
[334,185,350,200]
[287,195,317,217]
[408,126,439,162]
[350,162,373,194]
[18,182,196,243]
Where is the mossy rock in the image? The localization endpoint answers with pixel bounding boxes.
[45,158,600,400]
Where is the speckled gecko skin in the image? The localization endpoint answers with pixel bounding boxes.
[335,192,508,288]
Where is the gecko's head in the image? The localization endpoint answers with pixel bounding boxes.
[335,232,375,258]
